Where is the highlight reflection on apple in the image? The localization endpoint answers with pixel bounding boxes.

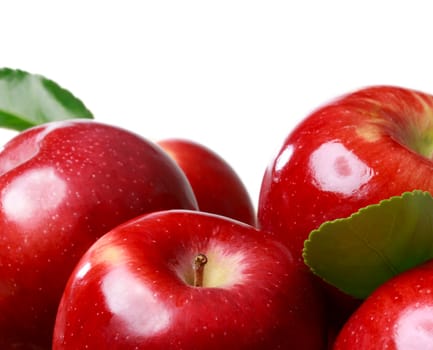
[309,141,374,197]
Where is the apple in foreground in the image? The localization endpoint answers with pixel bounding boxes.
[0,120,198,348]
[258,85,433,265]
[158,138,256,226]
[53,210,326,350]
[333,259,433,349]
[257,85,433,342]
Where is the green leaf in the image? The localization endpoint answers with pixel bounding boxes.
[0,68,93,131]
[303,190,433,299]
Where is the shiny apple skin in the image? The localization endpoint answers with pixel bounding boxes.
[0,120,198,349]
[53,210,326,350]
[333,259,433,349]
[258,86,433,343]
[158,139,256,226]
[258,85,433,265]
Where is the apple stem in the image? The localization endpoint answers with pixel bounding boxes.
[193,253,208,287]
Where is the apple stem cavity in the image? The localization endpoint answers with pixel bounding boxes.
[193,253,208,287]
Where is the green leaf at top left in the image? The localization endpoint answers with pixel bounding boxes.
[0,68,93,131]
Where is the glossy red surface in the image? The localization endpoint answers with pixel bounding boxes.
[258,86,433,265]
[0,120,198,348]
[258,86,433,346]
[333,259,433,349]
[158,139,257,226]
[53,210,326,349]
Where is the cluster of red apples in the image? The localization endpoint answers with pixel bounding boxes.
[2,83,433,350]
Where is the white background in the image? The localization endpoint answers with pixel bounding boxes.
[1,1,432,209]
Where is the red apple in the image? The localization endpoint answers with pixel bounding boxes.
[258,85,433,265]
[333,259,433,349]
[0,120,198,349]
[257,85,433,342]
[53,210,326,350]
[158,138,256,226]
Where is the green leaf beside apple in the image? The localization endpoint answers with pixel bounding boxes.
[303,190,433,299]
[0,67,93,131]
